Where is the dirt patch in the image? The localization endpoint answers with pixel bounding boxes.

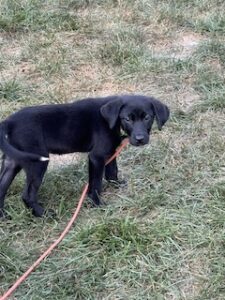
[1,43,22,59]
[96,81,136,96]
[174,32,203,59]
[177,90,200,112]
[208,58,223,71]
[0,36,39,81]
[151,31,205,60]
[165,253,208,300]
[42,62,137,100]
[0,61,38,81]
[49,153,81,169]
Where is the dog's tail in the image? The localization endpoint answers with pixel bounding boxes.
[0,122,49,163]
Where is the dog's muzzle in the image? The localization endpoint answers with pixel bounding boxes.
[129,134,149,146]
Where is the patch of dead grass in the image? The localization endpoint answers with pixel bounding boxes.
[176,89,200,112]
[150,31,205,60]
[166,254,208,300]
[49,153,81,169]
[174,32,205,59]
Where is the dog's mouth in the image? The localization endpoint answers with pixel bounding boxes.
[121,127,149,146]
[129,136,149,147]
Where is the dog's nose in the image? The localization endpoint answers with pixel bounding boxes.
[135,134,145,143]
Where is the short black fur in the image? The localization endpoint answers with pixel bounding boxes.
[0,95,169,217]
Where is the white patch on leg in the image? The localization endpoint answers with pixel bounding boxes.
[40,156,49,162]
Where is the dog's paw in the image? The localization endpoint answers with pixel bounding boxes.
[107,179,127,188]
[86,194,106,208]
[32,206,45,217]
[44,208,57,218]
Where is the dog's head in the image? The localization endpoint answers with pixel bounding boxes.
[101,95,170,146]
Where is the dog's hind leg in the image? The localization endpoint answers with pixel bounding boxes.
[88,154,105,206]
[22,161,48,217]
[0,156,21,217]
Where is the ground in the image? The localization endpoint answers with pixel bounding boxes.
[0,0,225,299]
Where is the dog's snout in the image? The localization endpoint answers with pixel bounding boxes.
[135,134,145,143]
[130,133,149,146]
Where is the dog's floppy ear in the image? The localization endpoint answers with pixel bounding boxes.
[150,98,170,130]
[100,98,123,129]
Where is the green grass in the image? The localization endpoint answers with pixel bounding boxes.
[196,40,225,66]
[194,12,225,33]
[1,0,225,299]
[0,79,23,101]
[98,26,145,67]
[0,0,79,32]
[193,66,225,111]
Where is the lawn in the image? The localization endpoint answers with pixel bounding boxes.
[0,0,225,299]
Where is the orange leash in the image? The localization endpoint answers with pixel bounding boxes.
[0,138,129,300]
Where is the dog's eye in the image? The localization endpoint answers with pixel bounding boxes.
[144,114,150,121]
[124,117,131,122]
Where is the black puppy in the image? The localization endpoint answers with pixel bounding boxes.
[0,95,169,217]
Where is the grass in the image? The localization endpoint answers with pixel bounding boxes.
[1,0,225,299]
[98,26,145,67]
[0,0,79,32]
[0,79,24,101]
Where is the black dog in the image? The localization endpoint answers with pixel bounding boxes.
[0,95,169,217]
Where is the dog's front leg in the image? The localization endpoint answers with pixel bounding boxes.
[105,158,118,181]
[105,158,126,187]
[88,154,105,206]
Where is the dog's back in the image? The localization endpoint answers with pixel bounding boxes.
[0,98,112,158]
